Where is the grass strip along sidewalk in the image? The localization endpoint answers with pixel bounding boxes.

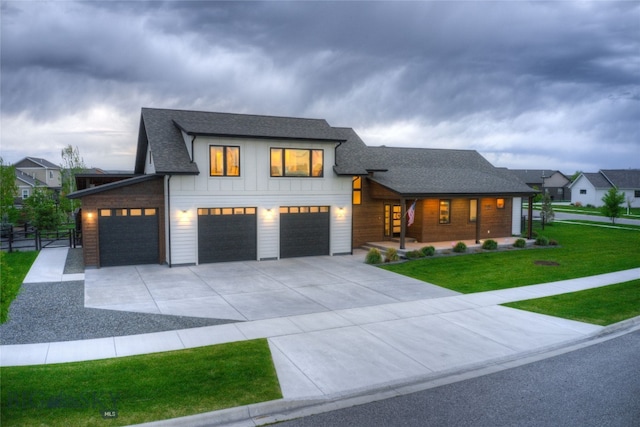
[1,251,39,324]
[503,279,640,326]
[381,222,640,293]
[0,339,282,427]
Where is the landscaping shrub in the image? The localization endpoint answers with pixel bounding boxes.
[453,242,467,253]
[549,239,559,246]
[421,245,436,256]
[365,248,382,264]
[574,201,583,207]
[405,250,424,259]
[482,239,498,250]
[384,247,399,262]
[513,238,526,248]
[535,235,550,246]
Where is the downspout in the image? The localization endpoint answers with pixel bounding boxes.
[167,175,172,267]
[190,135,196,162]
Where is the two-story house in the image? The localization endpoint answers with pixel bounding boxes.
[69,107,534,268]
[13,157,62,203]
[509,169,571,202]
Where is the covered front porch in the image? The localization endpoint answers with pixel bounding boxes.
[364,236,534,258]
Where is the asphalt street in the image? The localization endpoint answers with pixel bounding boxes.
[274,330,640,427]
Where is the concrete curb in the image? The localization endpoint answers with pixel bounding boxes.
[135,316,640,427]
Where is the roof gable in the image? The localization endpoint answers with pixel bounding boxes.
[14,157,59,169]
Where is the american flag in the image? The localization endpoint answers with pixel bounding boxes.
[407,200,417,227]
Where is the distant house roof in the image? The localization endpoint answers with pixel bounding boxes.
[15,170,46,187]
[601,169,640,189]
[509,169,566,185]
[135,108,347,175]
[14,157,60,169]
[570,170,640,190]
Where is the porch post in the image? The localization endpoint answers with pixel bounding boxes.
[400,197,406,250]
[527,196,533,239]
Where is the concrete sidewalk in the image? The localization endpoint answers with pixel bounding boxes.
[2,248,639,426]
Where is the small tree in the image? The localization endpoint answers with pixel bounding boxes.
[540,193,555,228]
[60,145,86,221]
[601,187,625,224]
[23,187,61,230]
[0,157,18,223]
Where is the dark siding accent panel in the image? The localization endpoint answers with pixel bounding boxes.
[198,213,257,263]
[98,213,159,267]
[280,211,330,258]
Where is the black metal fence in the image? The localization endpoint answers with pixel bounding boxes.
[0,224,81,252]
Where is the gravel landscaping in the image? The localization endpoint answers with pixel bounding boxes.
[0,249,239,345]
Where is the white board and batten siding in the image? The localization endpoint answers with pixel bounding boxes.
[167,135,353,265]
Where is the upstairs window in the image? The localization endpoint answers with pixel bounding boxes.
[210,146,240,176]
[270,148,323,177]
[580,189,587,195]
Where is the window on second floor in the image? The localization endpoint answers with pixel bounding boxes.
[580,189,587,195]
[270,148,323,177]
[22,189,30,199]
[210,146,240,177]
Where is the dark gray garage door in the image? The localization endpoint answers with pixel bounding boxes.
[98,208,159,267]
[280,206,330,258]
[198,207,257,263]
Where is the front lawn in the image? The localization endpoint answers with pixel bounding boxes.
[381,222,640,293]
[0,251,38,323]
[1,339,282,427]
[503,280,640,326]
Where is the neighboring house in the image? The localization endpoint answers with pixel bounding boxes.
[69,107,535,268]
[13,157,61,190]
[509,169,571,201]
[569,170,640,208]
[14,169,48,204]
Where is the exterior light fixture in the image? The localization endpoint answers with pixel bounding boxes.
[496,198,505,209]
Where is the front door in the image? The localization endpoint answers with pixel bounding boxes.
[384,204,402,237]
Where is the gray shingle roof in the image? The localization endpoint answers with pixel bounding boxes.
[580,172,614,189]
[333,127,370,175]
[509,169,562,185]
[15,170,46,187]
[135,108,346,174]
[601,169,640,189]
[364,147,534,196]
[14,157,60,169]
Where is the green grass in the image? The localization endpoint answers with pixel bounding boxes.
[1,339,282,427]
[530,203,640,219]
[381,222,640,293]
[503,280,640,326]
[1,251,39,323]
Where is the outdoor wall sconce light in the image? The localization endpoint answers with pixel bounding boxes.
[337,207,345,218]
[87,212,93,219]
[264,208,274,219]
[496,198,505,209]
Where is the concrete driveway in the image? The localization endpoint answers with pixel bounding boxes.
[84,251,458,321]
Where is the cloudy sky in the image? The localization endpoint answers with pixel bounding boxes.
[1,1,638,174]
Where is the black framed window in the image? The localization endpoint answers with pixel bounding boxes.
[352,176,362,205]
[270,148,323,177]
[439,200,451,224]
[210,146,240,176]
